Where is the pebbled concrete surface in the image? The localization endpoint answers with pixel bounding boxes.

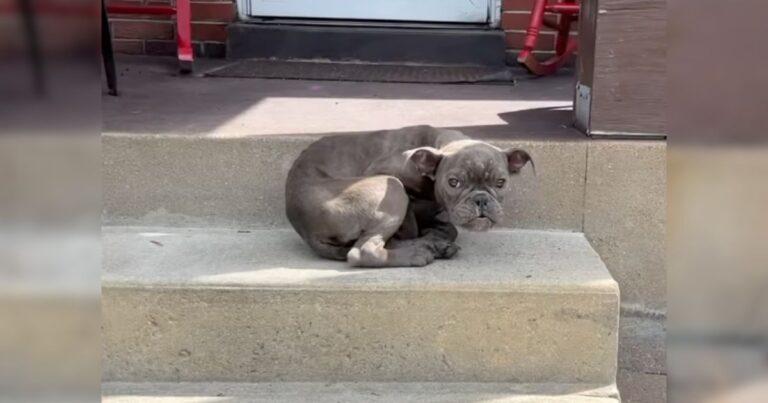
[102,382,620,402]
[617,370,666,403]
[583,141,667,403]
[617,316,666,403]
[103,287,618,383]
[584,140,666,311]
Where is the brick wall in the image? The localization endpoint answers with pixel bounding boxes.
[107,0,235,58]
[501,0,578,63]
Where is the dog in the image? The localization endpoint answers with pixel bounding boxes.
[285,125,533,267]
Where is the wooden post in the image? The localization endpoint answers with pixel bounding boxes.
[575,0,667,138]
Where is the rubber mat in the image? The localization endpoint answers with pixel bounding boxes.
[205,59,523,84]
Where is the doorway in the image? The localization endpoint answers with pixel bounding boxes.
[243,0,498,25]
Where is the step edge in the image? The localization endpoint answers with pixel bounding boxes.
[102,381,620,400]
[102,281,620,295]
[103,225,588,237]
[101,131,590,144]
[228,22,505,35]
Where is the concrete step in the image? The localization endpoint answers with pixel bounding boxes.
[102,134,587,231]
[227,23,507,67]
[102,226,619,384]
[103,382,620,402]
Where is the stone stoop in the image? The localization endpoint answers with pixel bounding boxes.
[101,57,625,402]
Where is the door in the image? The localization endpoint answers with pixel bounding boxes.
[246,0,494,24]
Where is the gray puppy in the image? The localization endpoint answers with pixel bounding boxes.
[285,125,532,267]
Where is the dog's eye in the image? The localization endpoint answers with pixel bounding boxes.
[448,178,460,188]
[496,178,506,188]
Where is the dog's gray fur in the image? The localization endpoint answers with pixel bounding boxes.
[285,125,532,267]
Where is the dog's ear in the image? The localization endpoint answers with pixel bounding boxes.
[505,148,534,174]
[405,147,443,178]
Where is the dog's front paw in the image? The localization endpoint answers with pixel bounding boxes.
[407,245,436,267]
[429,239,460,259]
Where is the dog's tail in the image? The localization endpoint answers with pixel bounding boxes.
[306,236,351,261]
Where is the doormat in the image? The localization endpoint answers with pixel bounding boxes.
[205,59,524,84]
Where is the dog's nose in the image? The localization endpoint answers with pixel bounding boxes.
[473,194,489,210]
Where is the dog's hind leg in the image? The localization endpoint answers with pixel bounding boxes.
[305,237,352,261]
[342,176,438,267]
[291,175,439,267]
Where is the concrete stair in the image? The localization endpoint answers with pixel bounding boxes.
[101,58,621,401]
[102,134,587,231]
[102,227,618,395]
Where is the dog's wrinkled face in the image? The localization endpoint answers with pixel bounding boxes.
[406,141,532,231]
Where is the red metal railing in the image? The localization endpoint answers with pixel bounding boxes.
[517,0,579,76]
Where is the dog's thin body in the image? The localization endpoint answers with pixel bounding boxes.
[285,125,531,267]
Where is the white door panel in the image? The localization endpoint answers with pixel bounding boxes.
[248,0,491,23]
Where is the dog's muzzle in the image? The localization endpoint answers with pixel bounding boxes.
[449,192,502,231]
